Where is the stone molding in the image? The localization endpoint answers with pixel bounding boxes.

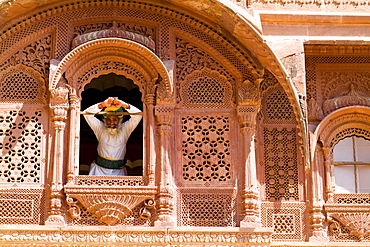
[0,227,273,246]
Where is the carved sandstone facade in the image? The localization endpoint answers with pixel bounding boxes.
[0,0,370,246]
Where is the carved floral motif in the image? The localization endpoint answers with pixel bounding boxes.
[65,186,157,226]
[0,36,51,80]
[329,213,370,241]
[72,21,155,51]
[175,38,235,99]
[238,80,261,106]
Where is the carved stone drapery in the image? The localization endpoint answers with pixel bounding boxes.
[45,78,69,225]
[323,84,370,115]
[237,80,261,227]
[154,105,175,227]
[328,212,370,241]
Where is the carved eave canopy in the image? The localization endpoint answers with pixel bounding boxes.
[71,22,155,51]
[323,84,370,115]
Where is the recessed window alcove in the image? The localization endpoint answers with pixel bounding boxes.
[79,73,143,176]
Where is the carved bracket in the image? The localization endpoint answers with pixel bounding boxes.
[65,186,157,226]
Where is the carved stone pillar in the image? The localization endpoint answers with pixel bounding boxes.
[145,93,156,186]
[237,80,261,227]
[309,144,328,241]
[45,79,69,225]
[322,147,334,203]
[238,105,261,227]
[154,105,175,227]
[66,86,79,184]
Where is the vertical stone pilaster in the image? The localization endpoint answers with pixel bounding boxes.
[45,79,69,226]
[322,147,334,203]
[66,86,79,184]
[154,105,175,227]
[309,145,328,242]
[237,105,261,227]
[145,93,156,186]
[237,79,261,228]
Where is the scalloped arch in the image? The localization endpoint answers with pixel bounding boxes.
[313,106,370,150]
[49,38,171,99]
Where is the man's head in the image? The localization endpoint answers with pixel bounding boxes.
[103,107,124,135]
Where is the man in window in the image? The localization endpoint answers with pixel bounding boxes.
[83,97,142,176]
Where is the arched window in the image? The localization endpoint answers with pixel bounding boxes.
[333,136,370,193]
[79,73,143,175]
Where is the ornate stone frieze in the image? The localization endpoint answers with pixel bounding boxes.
[321,71,370,104]
[0,227,272,246]
[175,37,235,84]
[71,22,155,51]
[73,21,155,40]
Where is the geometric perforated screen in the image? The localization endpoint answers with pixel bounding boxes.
[0,108,45,183]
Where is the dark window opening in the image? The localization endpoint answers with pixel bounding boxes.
[79,73,143,176]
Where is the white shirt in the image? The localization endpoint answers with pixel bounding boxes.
[83,103,142,175]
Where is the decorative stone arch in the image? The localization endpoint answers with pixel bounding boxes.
[313,106,370,152]
[179,68,234,108]
[309,106,370,206]
[49,38,172,100]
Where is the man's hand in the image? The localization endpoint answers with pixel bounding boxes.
[111,98,130,109]
[98,97,130,109]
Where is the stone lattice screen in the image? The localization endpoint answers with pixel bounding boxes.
[260,80,301,202]
[180,115,233,185]
[177,188,237,227]
[259,74,305,241]
[261,202,307,242]
[0,106,47,224]
[0,33,49,224]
